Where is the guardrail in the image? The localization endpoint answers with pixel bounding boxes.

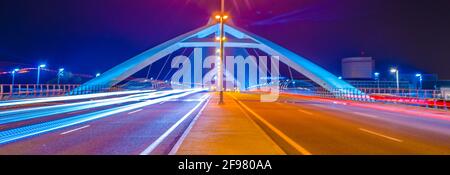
[282,87,449,110]
[0,84,121,100]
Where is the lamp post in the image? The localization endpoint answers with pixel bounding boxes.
[215,0,228,104]
[415,73,423,90]
[390,68,399,92]
[37,64,46,86]
[57,68,64,85]
[11,68,19,87]
[374,72,380,90]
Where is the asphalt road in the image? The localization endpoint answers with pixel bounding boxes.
[2,90,450,155]
[230,92,450,155]
[0,89,209,155]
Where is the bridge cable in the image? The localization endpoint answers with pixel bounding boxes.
[156,52,174,80]
[288,66,294,81]
[161,48,190,81]
[145,64,152,80]
[252,48,267,85]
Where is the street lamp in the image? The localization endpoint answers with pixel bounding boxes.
[374,72,380,79]
[37,64,46,86]
[374,72,380,89]
[390,68,399,92]
[57,68,64,85]
[415,73,423,90]
[215,12,229,105]
[11,68,20,88]
[96,73,101,77]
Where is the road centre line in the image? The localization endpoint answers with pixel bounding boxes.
[229,94,312,155]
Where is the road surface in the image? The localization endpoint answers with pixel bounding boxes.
[0,89,209,155]
[229,92,450,154]
[1,90,450,155]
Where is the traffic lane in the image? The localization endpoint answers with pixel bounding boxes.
[0,90,189,128]
[233,93,450,154]
[279,94,450,147]
[0,101,134,131]
[0,91,165,131]
[0,92,208,155]
[0,91,160,123]
[0,90,156,109]
[282,93,450,127]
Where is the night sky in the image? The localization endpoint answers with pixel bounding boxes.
[1,0,450,82]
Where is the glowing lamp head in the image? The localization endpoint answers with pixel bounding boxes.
[13,68,20,72]
[374,72,380,76]
[415,73,422,77]
[96,73,101,77]
[338,76,342,80]
[390,68,398,73]
[215,15,221,20]
[223,15,229,20]
[39,64,46,68]
[59,68,64,72]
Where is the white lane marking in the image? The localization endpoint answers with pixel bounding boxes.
[297,109,314,116]
[359,128,403,143]
[128,109,143,115]
[230,94,312,155]
[140,94,210,155]
[168,97,211,155]
[60,125,90,135]
[353,112,379,119]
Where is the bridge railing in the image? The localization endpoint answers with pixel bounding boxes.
[0,84,122,100]
[282,87,449,110]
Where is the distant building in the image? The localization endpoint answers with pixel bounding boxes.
[341,57,375,80]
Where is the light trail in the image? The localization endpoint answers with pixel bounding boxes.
[0,90,187,125]
[0,90,156,107]
[0,91,156,115]
[0,89,206,144]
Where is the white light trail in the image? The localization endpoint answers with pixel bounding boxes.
[0,90,155,107]
[0,89,206,144]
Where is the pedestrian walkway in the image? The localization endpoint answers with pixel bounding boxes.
[175,92,285,155]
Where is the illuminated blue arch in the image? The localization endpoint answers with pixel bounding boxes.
[82,22,358,93]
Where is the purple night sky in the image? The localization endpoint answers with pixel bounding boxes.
[1,0,450,82]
